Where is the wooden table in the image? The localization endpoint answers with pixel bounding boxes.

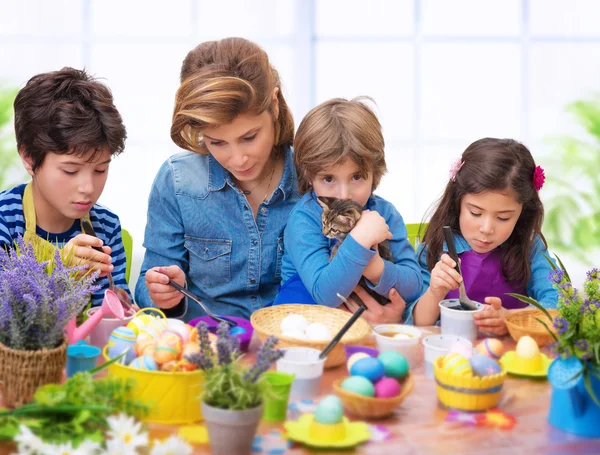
[2,328,600,454]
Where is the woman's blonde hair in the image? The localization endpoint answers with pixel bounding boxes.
[294,97,387,194]
[171,37,294,155]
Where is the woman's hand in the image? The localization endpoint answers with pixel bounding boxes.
[343,285,406,324]
[473,297,509,335]
[64,233,113,277]
[145,265,186,309]
[429,253,462,299]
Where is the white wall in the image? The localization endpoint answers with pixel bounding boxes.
[1,0,599,292]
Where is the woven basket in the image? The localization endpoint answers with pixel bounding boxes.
[250,305,371,368]
[0,340,67,408]
[332,374,414,419]
[505,309,559,347]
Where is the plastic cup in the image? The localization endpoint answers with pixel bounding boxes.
[439,299,484,342]
[66,340,101,378]
[262,371,295,422]
[276,347,325,400]
[372,324,422,367]
[422,335,473,379]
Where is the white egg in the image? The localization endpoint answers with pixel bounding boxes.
[393,333,412,340]
[280,314,309,333]
[281,329,308,340]
[305,322,332,341]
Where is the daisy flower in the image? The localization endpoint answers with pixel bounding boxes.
[150,435,193,455]
[105,414,148,451]
[13,424,48,455]
[103,439,140,455]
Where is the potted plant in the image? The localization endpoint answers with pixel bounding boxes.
[0,237,99,407]
[186,322,284,455]
[511,263,600,437]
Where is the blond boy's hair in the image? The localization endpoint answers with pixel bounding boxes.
[294,97,387,194]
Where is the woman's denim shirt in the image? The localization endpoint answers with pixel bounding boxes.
[135,146,300,321]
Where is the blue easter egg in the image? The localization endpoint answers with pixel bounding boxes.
[107,327,137,364]
[377,351,409,379]
[349,357,385,382]
[469,354,502,377]
[315,395,344,424]
[341,376,375,397]
[129,355,158,371]
[229,327,246,336]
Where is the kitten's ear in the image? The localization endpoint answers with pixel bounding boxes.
[317,196,335,210]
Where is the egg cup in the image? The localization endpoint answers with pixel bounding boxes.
[284,414,370,448]
[499,351,552,378]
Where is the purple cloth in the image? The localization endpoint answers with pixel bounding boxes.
[445,249,527,310]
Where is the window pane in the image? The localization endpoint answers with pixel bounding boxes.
[0,0,82,35]
[530,0,600,37]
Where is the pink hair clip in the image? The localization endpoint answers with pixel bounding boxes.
[533,165,545,191]
[449,158,464,182]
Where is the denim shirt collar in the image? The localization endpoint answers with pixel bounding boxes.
[207,145,296,201]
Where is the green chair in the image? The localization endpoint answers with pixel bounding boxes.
[406,223,428,250]
[121,228,133,283]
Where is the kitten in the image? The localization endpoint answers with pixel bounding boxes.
[317,196,393,306]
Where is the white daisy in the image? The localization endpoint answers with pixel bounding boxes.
[103,439,139,455]
[13,424,48,455]
[105,413,148,450]
[150,435,193,455]
[44,441,78,455]
[75,440,102,454]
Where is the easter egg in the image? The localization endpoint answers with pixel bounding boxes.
[393,333,412,340]
[107,327,137,363]
[129,355,158,371]
[349,357,385,382]
[305,322,332,341]
[166,321,192,343]
[347,352,371,372]
[189,327,198,343]
[377,351,409,379]
[341,376,375,397]
[281,329,308,340]
[166,318,185,329]
[315,395,344,424]
[516,336,539,359]
[145,318,168,334]
[280,314,309,333]
[182,342,200,357]
[158,330,184,350]
[154,344,180,364]
[229,326,247,336]
[126,314,153,335]
[476,338,504,360]
[442,353,473,377]
[138,325,161,343]
[108,326,136,345]
[469,354,502,377]
[135,339,156,357]
[448,342,474,359]
[374,377,401,398]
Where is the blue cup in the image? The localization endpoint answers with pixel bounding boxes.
[67,340,101,378]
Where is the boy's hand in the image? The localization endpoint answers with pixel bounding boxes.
[343,286,406,324]
[145,265,186,309]
[64,234,113,277]
[350,210,392,250]
[473,297,509,335]
[429,253,462,299]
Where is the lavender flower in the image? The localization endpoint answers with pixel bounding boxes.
[196,322,212,357]
[185,351,213,371]
[244,336,284,383]
[587,268,599,281]
[575,339,589,352]
[549,269,565,284]
[553,316,569,335]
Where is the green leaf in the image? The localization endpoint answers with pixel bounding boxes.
[88,348,129,375]
[583,372,600,407]
[534,317,559,342]
[506,293,554,321]
[542,253,559,271]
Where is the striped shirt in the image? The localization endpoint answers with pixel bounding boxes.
[0,183,132,306]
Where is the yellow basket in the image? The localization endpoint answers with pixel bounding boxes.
[332,374,413,419]
[250,304,371,368]
[505,309,559,347]
[103,348,204,424]
[433,357,506,412]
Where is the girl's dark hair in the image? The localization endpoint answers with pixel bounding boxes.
[14,67,126,172]
[421,138,546,287]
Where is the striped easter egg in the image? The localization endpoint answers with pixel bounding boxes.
[442,353,473,377]
[129,355,158,371]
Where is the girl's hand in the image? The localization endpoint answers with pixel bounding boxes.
[145,265,186,309]
[473,297,509,335]
[350,210,392,250]
[429,253,462,299]
[64,233,113,277]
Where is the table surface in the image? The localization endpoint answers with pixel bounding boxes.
[2,327,600,455]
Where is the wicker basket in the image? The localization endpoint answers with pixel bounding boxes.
[505,309,559,347]
[250,305,371,368]
[332,374,413,419]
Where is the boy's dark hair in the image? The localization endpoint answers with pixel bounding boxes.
[14,67,126,172]
[421,138,546,288]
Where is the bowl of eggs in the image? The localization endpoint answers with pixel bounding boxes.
[505,308,559,347]
[103,311,204,424]
[332,350,413,418]
[250,304,371,368]
[433,350,506,412]
[500,335,552,377]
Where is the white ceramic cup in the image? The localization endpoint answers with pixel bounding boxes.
[373,324,422,367]
[439,299,484,342]
[422,334,473,379]
[276,347,325,400]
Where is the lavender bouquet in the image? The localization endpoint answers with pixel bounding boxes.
[0,237,99,350]
[186,322,284,410]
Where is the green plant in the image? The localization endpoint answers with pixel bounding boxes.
[544,96,600,262]
[0,86,24,191]
[508,258,600,405]
[186,322,283,410]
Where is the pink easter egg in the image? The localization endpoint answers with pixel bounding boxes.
[448,341,474,359]
[374,377,401,398]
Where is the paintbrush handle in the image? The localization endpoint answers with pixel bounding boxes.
[319,301,366,360]
[443,226,462,276]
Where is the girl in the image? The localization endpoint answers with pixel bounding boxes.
[275,98,423,323]
[412,138,557,334]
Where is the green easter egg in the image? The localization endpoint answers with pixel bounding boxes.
[341,376,375,397]
[315,395,344,424]
[378,351,409,379]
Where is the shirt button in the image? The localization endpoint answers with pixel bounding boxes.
[244,205,249,210]
[261,207,267,213]
[250,278,256,284]
[252,239,258,245]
